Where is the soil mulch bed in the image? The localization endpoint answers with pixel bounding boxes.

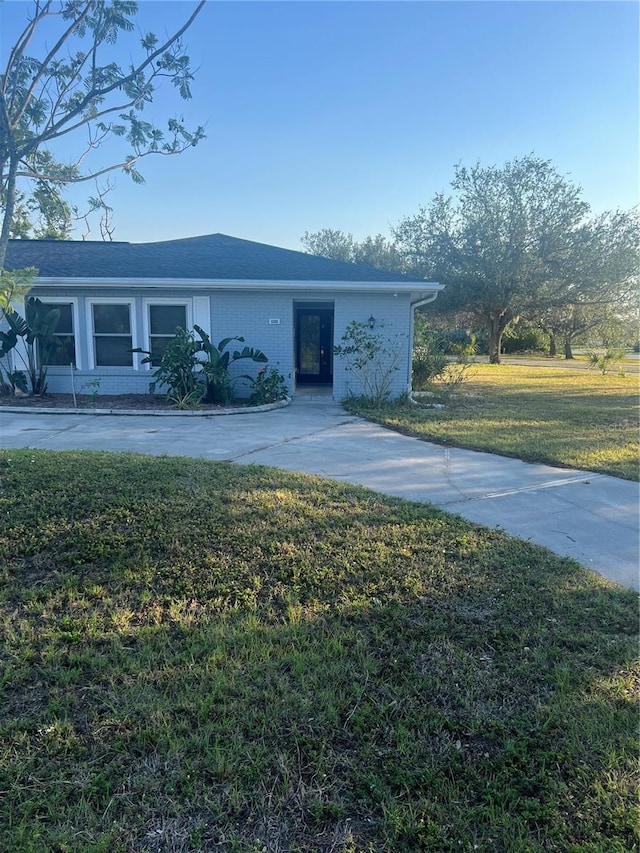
[0,393,252,411]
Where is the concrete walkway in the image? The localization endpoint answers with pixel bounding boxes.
[1,396,638,590]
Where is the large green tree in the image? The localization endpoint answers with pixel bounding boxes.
[394,156,591,363]
[535,208,639,357]
[0,0,205,267]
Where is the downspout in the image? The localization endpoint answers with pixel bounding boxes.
[407,292,440,393]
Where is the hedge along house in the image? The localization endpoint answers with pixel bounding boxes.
[3,234,443,400]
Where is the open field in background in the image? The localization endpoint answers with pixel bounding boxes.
[345,365,640,481]
[1,451,637,852]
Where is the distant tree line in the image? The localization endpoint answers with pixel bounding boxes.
[301,155,639,362]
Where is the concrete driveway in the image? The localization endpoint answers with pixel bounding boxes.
[1,397,638,590]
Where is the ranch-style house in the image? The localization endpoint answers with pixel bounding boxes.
[3,233,443,400]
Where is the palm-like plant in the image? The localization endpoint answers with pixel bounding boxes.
[134,326,269,406]
[0,297,60,395]
[193,325,268,403]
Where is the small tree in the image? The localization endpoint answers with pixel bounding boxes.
[587,348,626,376]
[333,320,405,404]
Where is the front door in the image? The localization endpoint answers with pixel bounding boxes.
[295,307,333,384]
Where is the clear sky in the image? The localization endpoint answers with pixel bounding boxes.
[2,0,638,250]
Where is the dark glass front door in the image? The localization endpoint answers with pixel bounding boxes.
[296,307,333,384]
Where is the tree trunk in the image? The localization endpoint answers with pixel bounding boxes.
[564,336,574,360]
[548,333,557,357]
[488,311,507,364]
[0,158,18,270]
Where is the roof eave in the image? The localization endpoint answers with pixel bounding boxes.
[31,277,444,294]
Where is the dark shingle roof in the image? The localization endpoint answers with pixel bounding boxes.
[4,233,423,283]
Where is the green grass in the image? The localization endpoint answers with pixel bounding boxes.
[1,450,637,852]
[345,364,640,480]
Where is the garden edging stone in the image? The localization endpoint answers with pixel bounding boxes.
[0,396,291,417]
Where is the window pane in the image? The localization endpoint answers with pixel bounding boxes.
[47,303,73,335]
[46,335,76,366]
[150,304,186,335]
[42,303,75,366]
[300,315,320,374]
[93,304,130,334]
[95,336,133,366]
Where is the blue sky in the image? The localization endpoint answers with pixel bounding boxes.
[2,0,638,250]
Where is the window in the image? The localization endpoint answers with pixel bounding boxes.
[42,302,76,366]
[91,303,133,367]
[148,304,188,366]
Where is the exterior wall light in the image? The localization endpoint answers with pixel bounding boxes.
[368,315,376,329]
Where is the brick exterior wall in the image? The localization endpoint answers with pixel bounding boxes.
[333,292,413,400]
[16,286,417,400]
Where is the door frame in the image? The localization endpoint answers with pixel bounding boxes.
[294,302,334,387]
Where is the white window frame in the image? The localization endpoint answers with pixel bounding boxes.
[142,298,192,370]
[38,297,82,370]
[86,298,138,370]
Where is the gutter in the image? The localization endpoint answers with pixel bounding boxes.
[407,290,443,393]
[31,277,444,295]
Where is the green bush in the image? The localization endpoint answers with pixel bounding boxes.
[134,327,269,406]
[412,330,477,392]
[248,366,289,405]
[334,320,405,404]
[587,348,626,375]
[194,326,268,404]
[412,344,448,390]
[141,327,203,404]
[501,322,548,353]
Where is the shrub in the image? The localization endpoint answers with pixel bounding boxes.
[587,348,626,376]
[501,322,548,354]
[412,330,477,392]
[412,344,448,390]
[140,327,203,404]
[334,320,405,405]
[248,366,289,405]
[0,297,61,395]
[134,327,269,406]
[194,327,268,404]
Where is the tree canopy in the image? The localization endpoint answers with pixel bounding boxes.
[394,155,596,362]
[0,0,205,267]
[534,207,640,357]
[303,157,638,362]
[301,228,405,274]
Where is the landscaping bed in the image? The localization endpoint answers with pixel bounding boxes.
[0,393,254,411]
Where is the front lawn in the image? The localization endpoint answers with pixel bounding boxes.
[345,364,639,480]
[1,450,637,852]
